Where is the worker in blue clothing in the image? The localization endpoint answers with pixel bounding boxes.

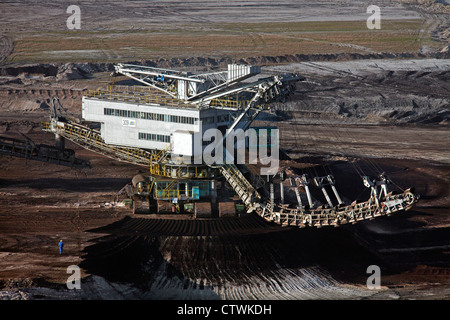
[58,239,64,254]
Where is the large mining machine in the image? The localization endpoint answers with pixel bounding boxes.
[41,63,419,227]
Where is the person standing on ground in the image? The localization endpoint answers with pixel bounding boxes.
[58,239,64,255]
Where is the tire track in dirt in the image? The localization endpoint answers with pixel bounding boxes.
[0,35,13,64]
[80,221,387,300]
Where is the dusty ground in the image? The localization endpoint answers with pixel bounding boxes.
[0,0,449,302]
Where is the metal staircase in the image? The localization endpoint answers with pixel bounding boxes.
[41,119,211,179]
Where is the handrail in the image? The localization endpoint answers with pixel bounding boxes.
[156,188,194,199]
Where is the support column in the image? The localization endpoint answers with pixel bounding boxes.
[280,182,284,204]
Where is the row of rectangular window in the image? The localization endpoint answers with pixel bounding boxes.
[104,107,197,125]
[138,132,171,143]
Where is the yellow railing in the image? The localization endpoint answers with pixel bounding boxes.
[41,120,212,178]
[106,85,160,94]
[165,180,178,189]
[106,84,177,95]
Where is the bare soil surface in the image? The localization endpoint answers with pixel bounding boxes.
[0,0,449,301]
[0,58,449,299]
